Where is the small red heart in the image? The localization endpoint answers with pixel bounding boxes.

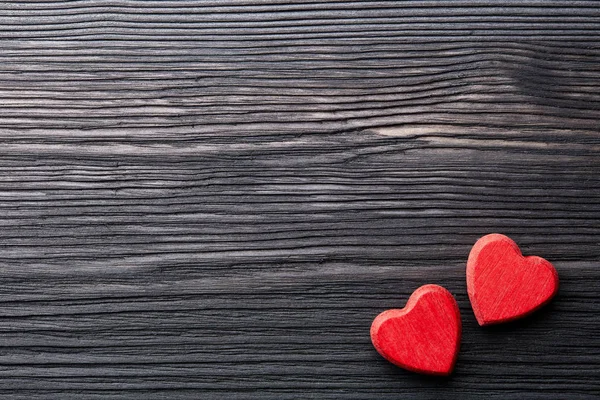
[370,284,461,376]
[467,233,559,326]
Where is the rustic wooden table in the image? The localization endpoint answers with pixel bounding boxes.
[1,1,599,399]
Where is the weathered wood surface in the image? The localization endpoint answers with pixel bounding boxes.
[0,1,599,398]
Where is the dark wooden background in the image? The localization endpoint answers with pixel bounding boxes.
[1,1,599,399]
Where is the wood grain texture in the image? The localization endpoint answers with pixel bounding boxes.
[0,0,599,398]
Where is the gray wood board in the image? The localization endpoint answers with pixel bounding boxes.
[0,1,599,398]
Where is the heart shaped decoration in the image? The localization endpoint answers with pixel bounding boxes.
[467,233,559,326]
[370,284,461,375]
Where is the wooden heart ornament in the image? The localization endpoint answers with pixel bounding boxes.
[467,233,559,326]
[370,285,461,375]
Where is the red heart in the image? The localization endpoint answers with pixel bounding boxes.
[370,284,461,376]
[467,233,559,326]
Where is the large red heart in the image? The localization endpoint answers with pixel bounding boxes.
[370,284,461,375]
[467,233,559,326]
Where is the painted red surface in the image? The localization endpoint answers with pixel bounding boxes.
[467,233,559,326]
[370,284,461,376]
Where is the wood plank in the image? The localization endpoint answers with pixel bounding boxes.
[0,1,598,398]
